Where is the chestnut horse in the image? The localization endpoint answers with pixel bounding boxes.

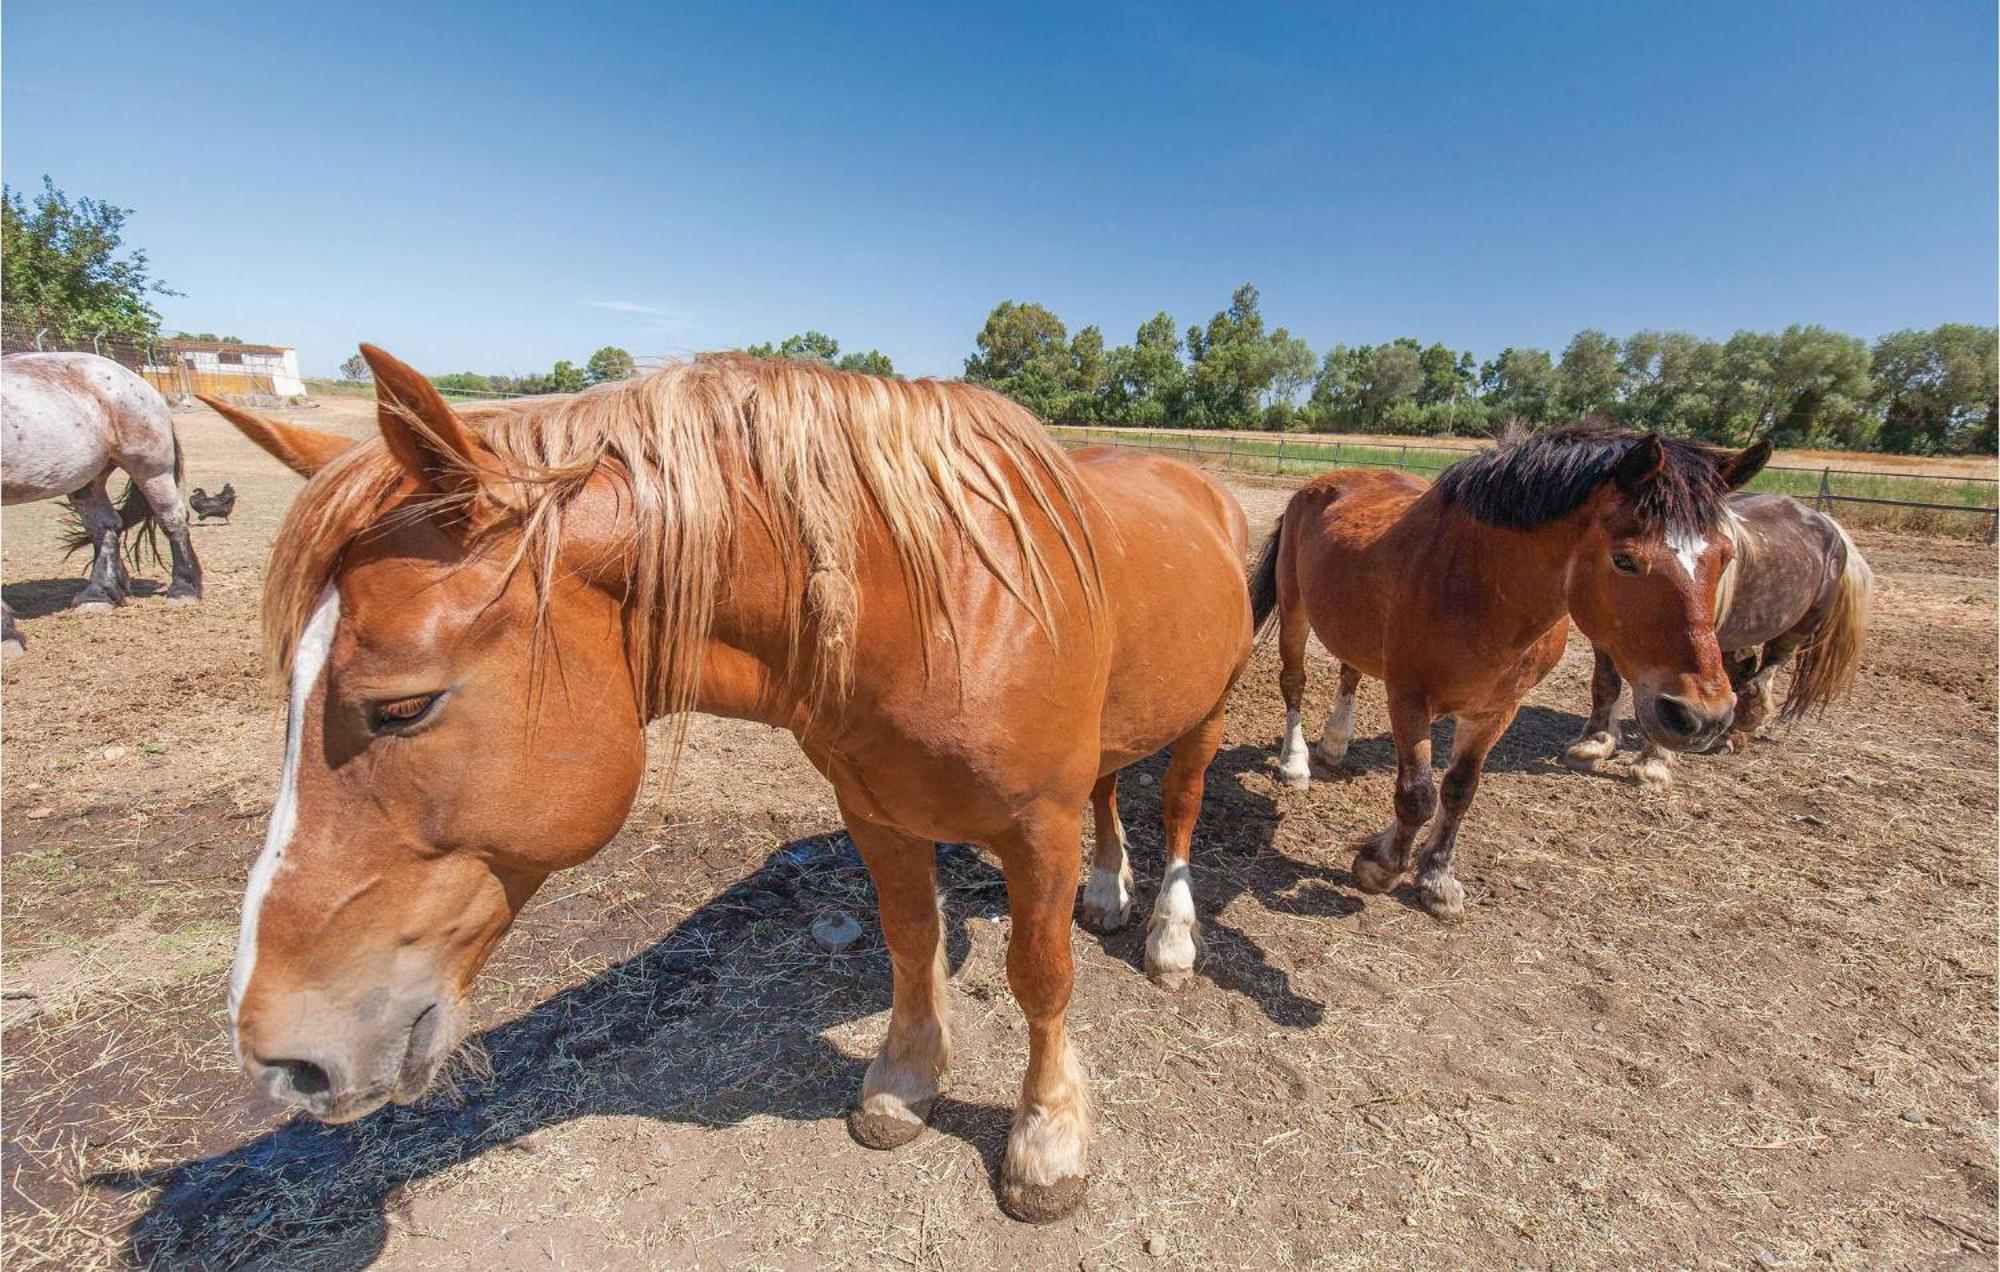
[1566,492,1872,789]
[1249,426,1771,918]
[203,345,1251,1223]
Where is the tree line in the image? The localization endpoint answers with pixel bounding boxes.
[961,286,1997,455]
[6,180,1989,454]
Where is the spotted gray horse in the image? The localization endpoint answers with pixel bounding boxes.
[1,352,203,655]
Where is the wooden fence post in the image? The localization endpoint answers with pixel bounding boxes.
[1276,438,1286,477]
[1815,468,1832,514]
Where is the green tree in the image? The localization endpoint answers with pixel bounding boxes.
[1182,285,1315,430]
[964,301,1072,417]
[835,348,896,376]
[339,353,370,383]
[2,177,180,342]
[1478,347,1557,426]
[1768,325,1872,448]
[431,371,493,394]
[548,360,587,394]
[1556,329,1626,417]
[1873,324,1999,454]
[1104,312,1186,427]
[585,345,636,384]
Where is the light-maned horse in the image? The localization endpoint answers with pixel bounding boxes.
[204,345,1252,1223]
[1249,426,1772,918]
[1566,491,1872,789]
[1,351,203,653]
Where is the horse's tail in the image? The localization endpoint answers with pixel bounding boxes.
[1248,515,1283,638]
[1780,520,1872,721]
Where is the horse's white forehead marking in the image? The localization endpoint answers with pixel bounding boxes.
[229,585,340,1029]
[1665,528,1710,581]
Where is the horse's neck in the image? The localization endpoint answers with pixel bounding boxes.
[1433,512,1579,646]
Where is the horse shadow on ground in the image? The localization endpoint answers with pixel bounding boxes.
[3,576,164,620]
[93,778,1335,1271]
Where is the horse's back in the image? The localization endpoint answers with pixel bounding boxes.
[1719,493,1848,648]
[1069,446,1253,767]
[2,353,173,504]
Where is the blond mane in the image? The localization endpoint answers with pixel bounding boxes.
[264,355,1104,736]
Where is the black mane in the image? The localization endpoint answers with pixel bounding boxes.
[1432,424,1729,534]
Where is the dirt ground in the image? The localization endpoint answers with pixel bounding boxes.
[3,399,1995,1270]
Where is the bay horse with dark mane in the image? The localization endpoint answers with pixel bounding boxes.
[1567,491,1872,789]
[201,345,1251,1223]
[1249,426,1771,918]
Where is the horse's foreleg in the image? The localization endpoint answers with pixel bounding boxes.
[995,809,1091,1223]
[1351,684,1435,894]
[1565,646,1624,768]
[1079,772,1132,933]
[132,469,202,602]
[67,475,125,611]
[1315,662,1362,767]
[1724,641,1786,751]
[845,816,951,1152]
[1415,705,1518,919]
[1144,701,1226,989]
[2,600,23,659]
[1275,563,1313,789]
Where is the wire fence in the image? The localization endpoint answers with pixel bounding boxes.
[1051,425,2000,542]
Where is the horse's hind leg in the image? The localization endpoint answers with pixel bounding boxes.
[131,468,202,602]
[1315,663,1362,767]
[1079,772,1133,932]
[845,814,951,1152]
[1144,701,1226,989]
[1275,554,1314,789]
[1565,646,1624,769]
[68,473,127,611]
[994,806,1091,1222]
[1415,704,1518,919]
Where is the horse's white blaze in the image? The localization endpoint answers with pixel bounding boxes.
[229,586,340,1028]
[1666,528,1709,582]
[1145,860,1198,977]
[1277,709,1310,785]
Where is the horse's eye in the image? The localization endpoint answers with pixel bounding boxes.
[371,694,441,732]
[1611,552,1640,575]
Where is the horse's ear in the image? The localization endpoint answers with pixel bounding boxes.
[197,396,357,478]
[1610,434,1665,494]
[1719,437,1772,491]
[360,343,486,498]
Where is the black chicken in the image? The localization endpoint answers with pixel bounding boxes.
[189,483,237,525]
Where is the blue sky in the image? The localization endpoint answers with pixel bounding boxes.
[5,1,1994,377]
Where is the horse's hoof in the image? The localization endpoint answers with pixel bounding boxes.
[1349,849,1402,895]
[1313,742,1348,769]
[1564,734,1618,769]
[1000,1173,1087,1224]
[70,599,117,615]
[1631,758,1674,791]
[164,588,202,606]
[1720,730,1753,754]
[1147,966,1194,991]
[1078,866,1133,933]
[1,638,24,661]
[848,1101,931,1150]
[1278,764,1311,791]
[1419,877,1467,920]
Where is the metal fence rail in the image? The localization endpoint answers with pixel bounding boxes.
[1052,425,2000,542]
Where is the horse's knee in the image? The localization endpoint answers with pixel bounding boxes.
[1394,771,1436,827]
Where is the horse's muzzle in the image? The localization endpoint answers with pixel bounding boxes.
[239,998,449,1123]
[1637,691,1735,753]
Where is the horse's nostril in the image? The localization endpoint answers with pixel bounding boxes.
[273,1057,332,1097]
[1656,696,1699,739]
